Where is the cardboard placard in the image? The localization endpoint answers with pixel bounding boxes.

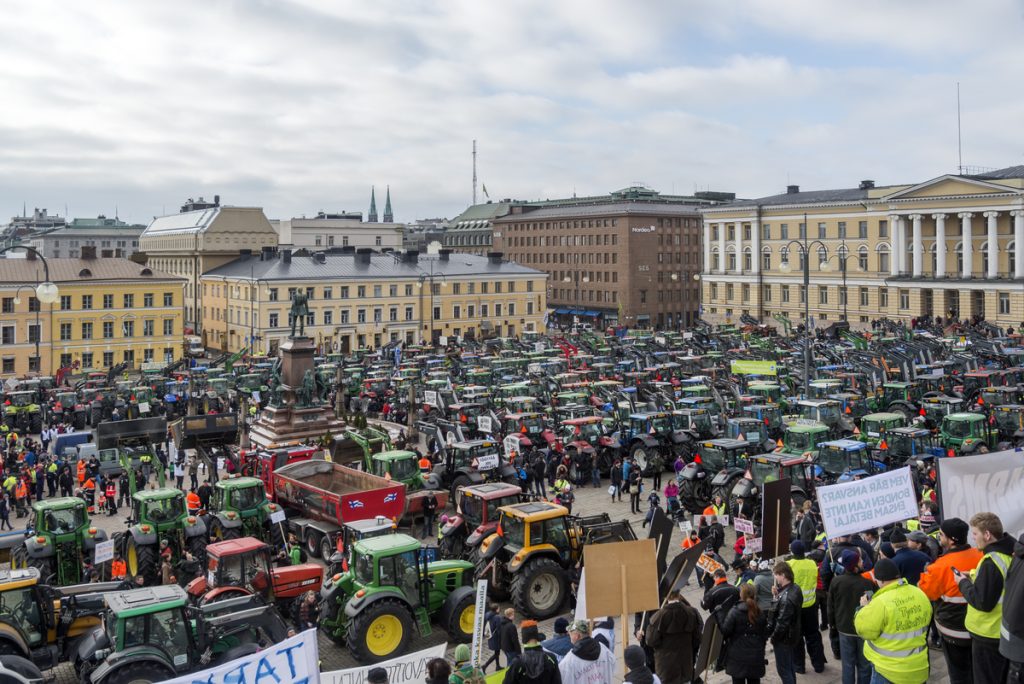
[93,539,115,565]
[678,519,693,533]
[817,467,918,539]
[583,539,660,618]
[270,509,286,524]
[734,517,755,534]
[696,553,724,575]
[476,453,500,470]
[477,415,493,434]
[761,478,792,559]
[424,390,437,405]
[745,537,763,554]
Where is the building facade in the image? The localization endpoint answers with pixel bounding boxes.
[27,216,145,259]
[700,166,1024,328]
[444,201,520,255]
[0,253,184,377]
[201,248,548,354]
[493,186,731,329]
[139,199,278,339]
[271,213,403,250]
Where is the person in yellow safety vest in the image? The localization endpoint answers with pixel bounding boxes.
[905,518,921,532]
[788,540,826,673]
[702,494,726,517]
[855,557,933,684]
[2,474,16,497]
[955,512,1016,684]
[139,451,153,484]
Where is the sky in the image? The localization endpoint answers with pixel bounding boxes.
[2,0,1024,225]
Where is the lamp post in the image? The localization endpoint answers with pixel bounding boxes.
[417,268,446,344]
[778,222,829,397]
[562,272,590,331]
[819,243,860,323]
[0,246,59,374]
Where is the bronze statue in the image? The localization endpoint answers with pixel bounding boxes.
[290,290,310,338]
[296,369,317,407]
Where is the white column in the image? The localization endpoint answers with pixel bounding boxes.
[702,221,711,274]
[1014,210,1024,280]
[717,223,726,274]
[734,222,743,274]
[751,218,761,274]
[959,212,974,279]
[933,214,947,278]
[911,214,923,277]
[888,214,900,276]
[985,211,999,279]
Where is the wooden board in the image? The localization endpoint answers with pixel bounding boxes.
[583,538,661,618]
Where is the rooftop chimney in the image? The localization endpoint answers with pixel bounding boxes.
[859,179,875,190]
[260,246,275,261]
[786,185,800,194]
[341,245,356,254]
[405,250,419,264]
[282,249,292,264]
[314,252,327,264]
[438,249,452,262]
[81,245,97,260]
[239,249,252,260]
[355,248,372,266]
[487,251,504,265]
[214,194,221,206]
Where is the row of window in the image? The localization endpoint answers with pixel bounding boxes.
[209,280,533,301]
[57,319,175,341]
[212,300,537,328]
[52,239,138,248]
[55,292,175,311]
[711,220,888,242]
[506,234,622,248]
[312,235,383,247]
[57,348,174,371]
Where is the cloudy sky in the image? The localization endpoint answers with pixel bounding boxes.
[2,0,1023,225]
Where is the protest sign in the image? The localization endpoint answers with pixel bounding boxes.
[93,539,114,565]
[476,415,493,434]
[734,517,755,535]
[424,390,437,406]
[323,643,447,684]
[502,435,519,462]
[761,479,792,558]
[817,467,918,539]
[647,506,675,579]
[165,628,318,684]
[696,553,724,574]
[659,541,706,597]
[470,580,488,667]
[745,537,763,554]
[678,519,693,533]
[938,449,1024,539]
[584,539,660,618]
[730,360,777,376]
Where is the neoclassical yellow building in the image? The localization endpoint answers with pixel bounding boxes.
[700,166,1024,328]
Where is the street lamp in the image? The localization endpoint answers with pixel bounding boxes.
[0,246,58,375]
[818,243,861,323]
[777,218,829,397]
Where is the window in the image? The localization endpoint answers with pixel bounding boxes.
[879,288,889,307]
[103,321,114,338]
[405,307,413,321]
[341,310,350,324]
[0,326,14,345]
[819,286,828,305]
[103,294,113,309]
[81,322,93,339]
[164,292,173,306]
[388,285,397,297]
[452,283,461,295]
[357,309,366,323]
[80,352,92,369]
[59,323,71,340]
[373,285,382,298]
[1,358,13,374]
[878,248,890,274]
[431,283,441,296]
[103,351,113,367]
[143,320,154,336]
[763,285,772,302]
[899,289,909,310]
[432,306,441,320]
[324,310,333,325]
[710,284,718,299]
[0,298,12,314]
[838,222,847,239]
[143,293,154,307]
[269,288,279,301]
[726,284,734,301]
[373,308,382,323]
[508,303,515,316]
[860,287,869,307]
[858,221,868,238]
[163,319,173,335]
[82,295,93,310]
[762,249,771,271]
[27,297,38,313]
[481,282,489,294]
[640,290,647,304]
[123,349,134,365]
[999,292,1011,315]
[269,313,279,328]
[818,222,827,239]
[27,324,39,343]
[389,307,397,322]
[858,247,869,272]
[799,286,806,304]
[357,286,366,298]
[799,222,806,239]
[123,294,133,308]
[341,287,349,299]
[60,295,72,311]
[123,320,134,337]
[879,220,888,238]
[405,285,413,296]
[143,349,154,363]
[481,304,489,317]
[495,303,503,316]
[375,236,382,246]
[741,284,750,302]
[780,223,788,239]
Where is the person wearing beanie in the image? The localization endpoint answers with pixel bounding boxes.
[367,667,388,684]
[918,516,981,684]
[498,608,521,667]
[450,643,485,684]
[558,619,615,684]
[957,512,1016,684]
[752,559,775,611]
[827,549,874,684]
[541,617,573,661]
[623,644,661,684]
[787,540,826,674]
[855,557,933,684]
[502,620,560,684]
[889,527,931,586]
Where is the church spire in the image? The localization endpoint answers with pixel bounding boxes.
[383,185,393,223]
[368,186,378,223]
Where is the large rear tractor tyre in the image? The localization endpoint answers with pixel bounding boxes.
[267,521,285,553]
[450,474,471,504]
[679,478,711,514]
[348,599,414,663]
[439,586,476,643]
[471,549,509,600]
[28,413,41,435]
[103,661,174,684]
[209,520,240,543]
[0,655,43,683]
[511,557,568,620]
[712,481,739,514]
[305,532,321,559]
[439,532,465,560]
[188,535,207,567]
[126,537,159,585]
[320,534,335,562]
[27,556,54,584]
[630,444,650,475]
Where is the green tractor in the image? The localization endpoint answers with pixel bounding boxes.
[13,497,109,585]
[205,475,284,548]
[319,533,477,663]
[4,390,42,433]
[75,585,290,684]
[124,386,158,420]
[121,489,208,584]
[857,412,907,448]
[776,422,831,458]
[940,412,998,456]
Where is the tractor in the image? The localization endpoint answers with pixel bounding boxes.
[795,399,855,437]
[205,476,285,549]
[815,439,886,484]
[556,416,618,479]
[419,428,519,500]
[13,497,108,585]
[623,411,689,474]
[882,427,944,465]
[121,489,208,585]
[731,453,816,511]
[776,422,831,458]
[918,395,966,429]
[476,501,635,619]
[48,390,87,430]
[123,387,158,420]
[438,482,523,562]
[940,413,998,456]
[678,438,752,513]
[3,391,41,433]
[857,412,907,448]
[184,537,322,611]
[319,533,477,662]
[499,411,549,450]
[724,416,776,455]
[991,404,1024,448]
[75,585,289,684]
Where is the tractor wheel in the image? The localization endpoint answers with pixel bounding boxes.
[511,557,568,619]
[791,491,807,508]
[0,641,23,657]
[679,477,711,514]
[348,599,414,663]
[210,520,240,542]
[104,660,174,684]
[596,449,614,476]
[630,444,650,474]
[439,585,476,643]
[450,474,471,504]
[267,521,285,552]
[27,556,54,584]
[0,655,43,682]
[28,413,41,435]
[977,444,990,454]
[10,546,26,570]
[439,532,465,560]
[305,531,322,559]
[188,535,207,566]
[73,413,86,431]
[320,534,334,562]
[126,537,158,585]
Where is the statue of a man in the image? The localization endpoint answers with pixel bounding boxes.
[290,291,310,338]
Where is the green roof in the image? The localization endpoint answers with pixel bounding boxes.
[945,413,984,422]
[373,450,417,462]
[862,412,904,421]
[32,497,86,512]
[788,423,829,433]
[216,476,264,490]
[134,488,184,502]
[354,533,421,556]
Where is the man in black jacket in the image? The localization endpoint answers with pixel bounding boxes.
[421,491,438,539]
[503,622,561,684]
[827,549,873,684]
[1001,532,1024,683]
[767,560,803,684]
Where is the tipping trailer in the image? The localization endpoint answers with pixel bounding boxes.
[269,458,408,560]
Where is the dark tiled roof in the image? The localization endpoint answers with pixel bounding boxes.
[204,252,545,282]
[721,187,873,208]
[495,202,703,221]
[968,165,1024,180]
[0,257,182,283]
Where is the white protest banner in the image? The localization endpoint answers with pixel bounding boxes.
[93,539,115,565]
[270,509,287,524]
[471,579,488,667]
[323,643,447,684]
[937,449,1024,539]
[734,518,755,535]
[503,435,520,462]
[816,467,918,539]
[477,415,493,434]
[535,342,545,353]
[574,567,587,622]
[678,520,693,533]
[164,628,318,684]
[252,390,261,405]
[424,390,437,406]
[745,537,763,554]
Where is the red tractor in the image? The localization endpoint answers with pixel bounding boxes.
[185,537,323,612]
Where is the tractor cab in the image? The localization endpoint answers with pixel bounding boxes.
[733,453,815,506]
[747,382,784,406]
[920,395,965,426]
[694,438,751,474]
[778,422,830,458]
[743,404,784,433]
[858,412,907,446]
[187,537,323,607]
[885,427,944,464]
[829,392,869,422]
[979,385,1023,407]
[941,413,998,456]
[725,417,774,454]
[961,370,1003,398]
[797,399,850,434]
[815,439,883,484]
[502,396,541,416]
[207,476,280,542]
[501,412,547,447]
[369,450,422,485]
[20,497,108,585]
[808,379,842,400]
[439,482,523,560]
[671,409,716,439]
[992,404,1024,445]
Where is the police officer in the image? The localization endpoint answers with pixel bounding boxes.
[855,557,932,684]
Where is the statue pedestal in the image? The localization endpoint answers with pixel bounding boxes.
[248,335,346,451]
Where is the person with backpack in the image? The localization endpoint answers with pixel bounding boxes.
[503,621,560,684]
[628,464,642,514]
[610,459,623,502]
[481,603,503,672]
[450,643,486,684]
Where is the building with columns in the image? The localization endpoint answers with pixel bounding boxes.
[699,166,1024,328]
